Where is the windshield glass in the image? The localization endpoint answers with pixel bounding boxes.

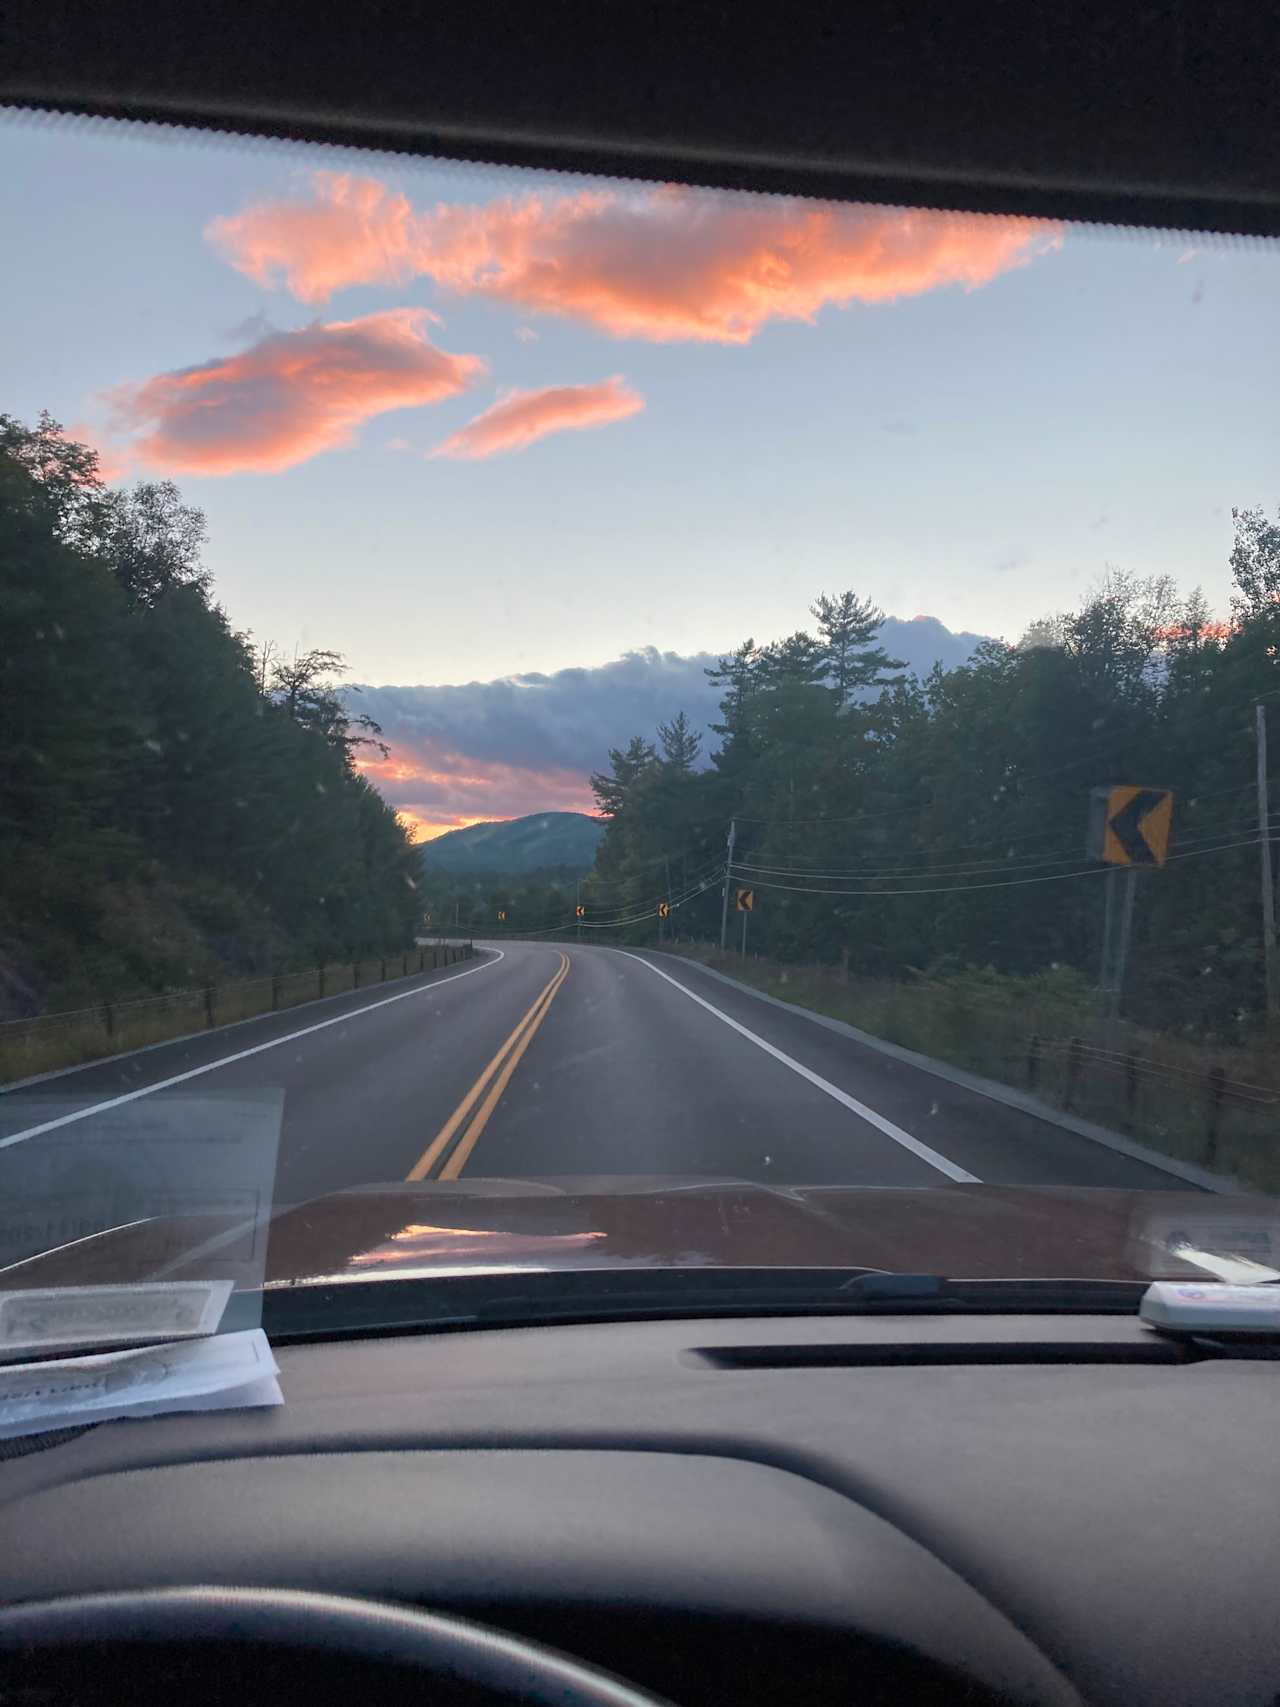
[3,108,1279,1334]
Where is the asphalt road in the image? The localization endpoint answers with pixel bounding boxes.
[0,942,1189,1208]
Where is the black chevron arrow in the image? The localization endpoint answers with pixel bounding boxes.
[1108,789,1167,864]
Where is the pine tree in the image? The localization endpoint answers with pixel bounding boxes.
[810,591,905,705]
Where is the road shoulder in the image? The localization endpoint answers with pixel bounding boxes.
[629,949,1241,1195]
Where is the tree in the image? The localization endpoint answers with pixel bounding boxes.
[268,648,390,763]
[758,630,826,688]
[99,480,210,608]
[590,735,658,818]
[0,410,107,549]
[657,710,702,773]
[1229,505,1280,620]
[811,590,905,705]
[704,639,760,737]
[2,414,420,1013]
[576,556,1280,1032]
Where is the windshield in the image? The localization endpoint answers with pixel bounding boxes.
[3,108,1279,1338]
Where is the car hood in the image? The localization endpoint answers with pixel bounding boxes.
[8,1176,1280,1289]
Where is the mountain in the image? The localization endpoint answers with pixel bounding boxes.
[421,812,605,877]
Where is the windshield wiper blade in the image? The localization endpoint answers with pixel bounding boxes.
[264,1267,1149,1343]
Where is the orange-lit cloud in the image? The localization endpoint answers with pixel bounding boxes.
[109,308,484,476]
[210,174,1061,343]
[68,420,130,484]
[397,809,496,844]
[363,747,597,833]
[431,376,643,460]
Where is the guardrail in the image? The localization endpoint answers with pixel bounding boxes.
[0,942,474,1085]
[1025,1034,1279,1167]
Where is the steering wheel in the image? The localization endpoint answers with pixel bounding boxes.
[0,1585,676,1706]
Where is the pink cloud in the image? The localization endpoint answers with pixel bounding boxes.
[430,376,643,460]
[209,174,1061,344]
[109,309,484,476]
[68,420,130,484]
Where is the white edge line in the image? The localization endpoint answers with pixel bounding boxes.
[649,952,1240,1195]
[0,951,505,1151]
[616,950,979,1184]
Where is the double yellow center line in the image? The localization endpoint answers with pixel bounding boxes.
[407,951,570,1182]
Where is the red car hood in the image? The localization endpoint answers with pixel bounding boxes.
[9,1177,1280,1289]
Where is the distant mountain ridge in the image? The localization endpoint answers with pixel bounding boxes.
[421,811,605,876]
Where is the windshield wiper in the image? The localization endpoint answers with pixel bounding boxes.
[263,1267,1149,1343]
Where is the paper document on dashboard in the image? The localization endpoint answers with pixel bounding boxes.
[0,1328,281,1439]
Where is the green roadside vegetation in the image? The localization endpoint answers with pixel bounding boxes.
[1,414,423,1044]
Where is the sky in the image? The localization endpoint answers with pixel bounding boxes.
[3,111,1278,836]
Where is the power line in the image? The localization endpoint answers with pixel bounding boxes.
[732,814,1280,882]
[578,867,724,929]
[492,864,726,936]
[579,855,722,917]
[728,835,1266,898]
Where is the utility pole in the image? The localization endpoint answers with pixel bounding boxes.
[662,854,671,947]
[576,876,582,946]
[719,818,736,950]
[1258,702,1279,1020]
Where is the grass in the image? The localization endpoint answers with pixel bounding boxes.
[666,944,1280,1194]
[0,946,470,1086]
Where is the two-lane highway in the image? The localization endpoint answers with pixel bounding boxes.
[1,941,1195,1211]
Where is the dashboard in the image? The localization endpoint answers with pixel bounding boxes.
[2,1311,1278,1706]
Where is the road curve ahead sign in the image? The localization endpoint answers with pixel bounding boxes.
[1090,786,1174,867]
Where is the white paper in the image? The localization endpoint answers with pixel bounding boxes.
[0,1280,233,1356]
[0,1328,282,1439]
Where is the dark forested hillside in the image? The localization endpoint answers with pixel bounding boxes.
[587,572,1280,1039]
[1,414,421,1018]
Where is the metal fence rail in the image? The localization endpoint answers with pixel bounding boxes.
[0,943,475,1082]
[1026,1032,1279,1163]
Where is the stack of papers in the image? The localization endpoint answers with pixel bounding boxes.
[0,1329,282,1439]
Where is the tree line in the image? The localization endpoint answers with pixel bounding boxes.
[588,545,1280,1039]
[1,414,421,1017]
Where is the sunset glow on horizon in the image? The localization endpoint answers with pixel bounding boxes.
[398,810,506,844]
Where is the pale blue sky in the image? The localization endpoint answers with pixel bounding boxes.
[3,109,1277,697]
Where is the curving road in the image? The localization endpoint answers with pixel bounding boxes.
[1,942,1191,1208]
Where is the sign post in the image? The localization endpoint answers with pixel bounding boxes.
[735,886,754,958]
[1087,786,1174,1020]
